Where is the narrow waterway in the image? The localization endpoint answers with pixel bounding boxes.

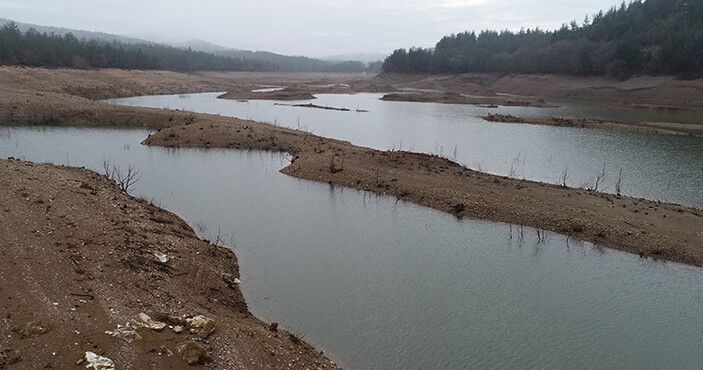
[107,92,703,208]
[1,126,701,369]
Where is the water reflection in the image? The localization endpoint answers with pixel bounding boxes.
[1,126,701,369]
[107,93,703,207]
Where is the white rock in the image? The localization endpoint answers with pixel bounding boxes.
[84,351,115,370]
[154,252,170,263]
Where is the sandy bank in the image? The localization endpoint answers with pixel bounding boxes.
[0,67,701,269]
[483,114,703,137]
[381,92,559,107]
[142,117,703,267]
[218,86,316,101]
[374,73,703,111]
[0,159,337,369]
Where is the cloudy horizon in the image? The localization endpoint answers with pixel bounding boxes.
[1,0,625,57]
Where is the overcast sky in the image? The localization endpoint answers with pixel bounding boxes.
[1,0,625,57]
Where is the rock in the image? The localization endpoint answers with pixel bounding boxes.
[451,203,466,214]
[153,252,170,263]
[167,315,185,326]
[137,313,167,331]
[178,341,211,365]
[105,324,142,343]
[186,315,216,338]
[173,325,184,334]
[221,273,241,288]
[84,352,115,370]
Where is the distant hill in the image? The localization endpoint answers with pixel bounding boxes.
[382,0,703,78]
[176,39,370,73]
[0,17,149,45]
[322,52,388,64]
[0,18,374,73]
[0,21,277,72]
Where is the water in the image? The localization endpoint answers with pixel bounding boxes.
[106,93,703,208]
[1,126,702,369]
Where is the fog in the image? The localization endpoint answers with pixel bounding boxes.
[1,0,626,57]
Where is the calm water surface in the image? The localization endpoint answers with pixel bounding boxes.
[107,93,703,207]
[1,126,701,369]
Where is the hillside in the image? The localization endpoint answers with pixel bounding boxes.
[0,21,277,72]
[0,18,371,73]
[177,39,370,73]
[0,17,147,45]
[382,0,703,78]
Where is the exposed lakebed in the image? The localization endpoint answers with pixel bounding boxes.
[1,126,701,369]
[107,92,703,207]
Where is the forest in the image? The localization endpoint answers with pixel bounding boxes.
[382,0,703,78]
[0,22,277,71]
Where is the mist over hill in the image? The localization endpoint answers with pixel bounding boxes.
[0,18,374,73]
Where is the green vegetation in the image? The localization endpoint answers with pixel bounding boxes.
[0,18,377,73]
[382,0,703,78]
[203,48,370,73]
[0,22,276,71]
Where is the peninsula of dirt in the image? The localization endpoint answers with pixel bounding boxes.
[218,86,316,101]
[381,92,559,107]
[0,67,701,268]
[483,114,703,137]
[0,159,337,369]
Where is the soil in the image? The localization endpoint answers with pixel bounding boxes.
[380,92,558,107]
[218,86,316,101]
[0,159,338,369]
[0,67,702,369]
[373,73,703,110]
[142,117,703,267]
[274,103,368,112]
[483,114,703,137]
[0,67,701,269]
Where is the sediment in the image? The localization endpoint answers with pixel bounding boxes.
[0,159,338,369]
[1,67,701,269]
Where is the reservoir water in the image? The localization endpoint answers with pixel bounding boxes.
[107,93,703,208]
[1,126,701,369]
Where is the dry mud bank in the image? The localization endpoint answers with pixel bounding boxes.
[380,91,558,107]
[0,159,337,369]
[143,117,703,267]
[0,68,701,268]
[374,73,703,110]
[483,114,703,137]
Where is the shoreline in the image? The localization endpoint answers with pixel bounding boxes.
[483,113,703,137]
[0,159,337,369]
[380,91,560,108]
[143,119,703,267]
[0,69,703,260]
[0,68,701,267]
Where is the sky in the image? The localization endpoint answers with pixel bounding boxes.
[0,0,626,57]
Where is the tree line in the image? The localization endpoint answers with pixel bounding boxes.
[0,22,278,71]
[382,0,703,78]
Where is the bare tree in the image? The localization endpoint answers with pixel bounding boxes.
[102,159,141,192]
[588,162,607,191]
[615,168,624,196]
[560,165,569,187]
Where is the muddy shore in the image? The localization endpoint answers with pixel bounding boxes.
[218,86,316,101]
[483,114,703,137]
[374,73,703,110]
[0,67,700,267]
[0,159,337,369]
[380,92,559,107]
